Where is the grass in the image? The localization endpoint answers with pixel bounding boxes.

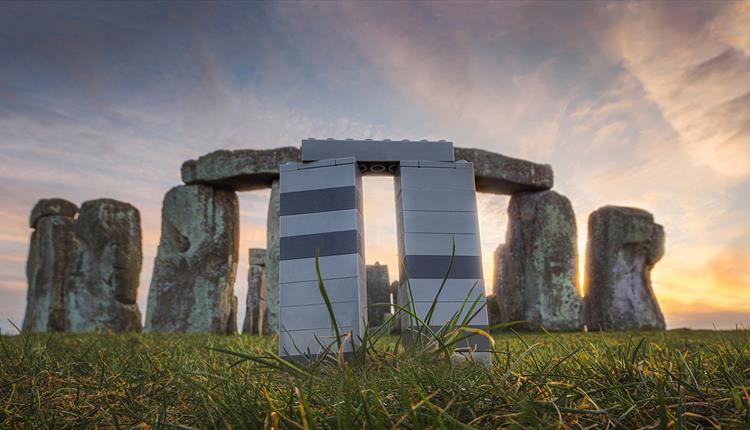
[0,329,748,429]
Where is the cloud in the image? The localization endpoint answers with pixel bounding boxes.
[607,2,750,178]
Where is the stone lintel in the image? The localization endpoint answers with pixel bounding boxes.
[181,147,300,191]
[454,147,553,194]
[181,145,553,195]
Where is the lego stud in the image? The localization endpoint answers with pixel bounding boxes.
[370,164,386,173]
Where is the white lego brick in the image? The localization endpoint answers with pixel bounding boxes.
[280,325,357,356]
[280,254,361,283]
[280,301,359,331]
[402,233,482,256]
[397,189,478,212]
[397,166,475,191]
[280,209,360,237]
[280,164,357,193]
[401,211,479,234]
[399,279,486,303]
[281,277,361,307]
[406,301,489,326]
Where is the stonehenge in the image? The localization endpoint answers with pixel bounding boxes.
[23,199,78,332]
[243,248,267,335]
[584,206,666,331]
[22,139,667,335]
[145,185,239,334]
[66,199,143,332]
[496,191,583,331]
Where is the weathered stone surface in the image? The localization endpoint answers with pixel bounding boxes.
[181,146,551,196]
[485,294,502,327]
[145,185,239,334]
[264,180,280,334]
[388,280,400,332]
[182,147,300,191]
[23,208,77,332]
[29,198,78,229]
[500,191,582,331]
[454,147,553,194]
[227,295,238,335]
[243,248,266,335]
[584,206,666,331]
[490,244,507,324]
[65,199,143,332]
[366,262,390,327]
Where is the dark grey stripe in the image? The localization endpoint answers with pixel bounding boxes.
[280,230,361,260]
[402,325,491,351]
[280,186,357,216]
[403,255,483,279]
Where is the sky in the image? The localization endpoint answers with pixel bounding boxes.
[1,1,749,333]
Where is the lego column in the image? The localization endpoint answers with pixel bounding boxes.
[395,160,490,353]
[278,157,366,358]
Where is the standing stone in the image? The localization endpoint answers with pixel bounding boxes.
[145,185,239,334]
[366,263,390,328]
[23,199,78,332]
[485,294,502,327]
[227,295,238,335]
[389,280,400,333]
[264,180,280,334]
[500,191,582,331]
[29,198,78,229]
[65,199,142,332]
[584,206,666,331]
[243,248,267,334]
[491,243,507,324]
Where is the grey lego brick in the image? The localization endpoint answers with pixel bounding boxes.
[280,164,356,193]
[397,189,478,212]
[418,160,457,168]
[281,277,361,307]
[301,139,454,162]
[280,254,362,283]
[280,230,361,261]
[398,279,485,303]
[280,186,357,216]
[400,211,479,234]
[402,233,481,256]
[280,301,359,331]
[297,157,357,170]
[298,159,336,169]
[397,166,475,191]
[280,325,356,356]
[403,255,483,279]
[399,160,419,167]
[280,209,360,237]
[280,162,298,172]
[404,302,488,326]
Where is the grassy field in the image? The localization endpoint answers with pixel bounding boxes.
[0,329,748,429]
